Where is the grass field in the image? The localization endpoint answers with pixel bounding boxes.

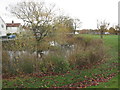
[86,35,118,88]
[2,34,119,88]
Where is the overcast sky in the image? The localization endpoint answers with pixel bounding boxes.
[0,0,119,29]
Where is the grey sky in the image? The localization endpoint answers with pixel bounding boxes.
[0,0,119,29]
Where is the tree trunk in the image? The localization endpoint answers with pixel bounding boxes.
[100,30,103,39]
[100,34,103,39]
[35,42,41,72]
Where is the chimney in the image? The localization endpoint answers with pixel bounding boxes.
[12,20,14,23]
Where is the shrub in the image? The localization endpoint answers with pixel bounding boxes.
[68,36,106,69]
[17,53,37,74]
[2,51,37,76]
[2,31,37,51]
[2,35,106,77]
[2,51,11,75]
[39,54,70,74]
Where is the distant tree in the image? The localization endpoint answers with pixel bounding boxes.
[115,25,120,30]
[53,16,74,32]
[115,25,120,35]
[72,18,82,34]
[52,15,74,45]
[97,20,109,38]
[109,27,116,35]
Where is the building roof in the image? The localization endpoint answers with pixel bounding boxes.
[6,23,21,27]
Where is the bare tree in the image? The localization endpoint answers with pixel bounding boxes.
[72,18,82,34]
[8,1,56,58]
[97,20,109,38]
[9,1,55,42]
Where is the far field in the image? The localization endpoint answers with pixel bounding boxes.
[2,34,119,88]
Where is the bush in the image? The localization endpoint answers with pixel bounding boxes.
[39,54,70,74]
[2,51,37,76]
[2,35,106,77]
[68,36,106,69]
[2,31,37,51]
[2,51,11,75]
[17,53,37,74]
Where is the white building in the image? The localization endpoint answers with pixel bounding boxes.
[0,16,7,37]
[6,21,21,34]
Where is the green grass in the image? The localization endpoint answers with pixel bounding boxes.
[2,34,118,88]
[87,74,119,88]
[78,34,118,88]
